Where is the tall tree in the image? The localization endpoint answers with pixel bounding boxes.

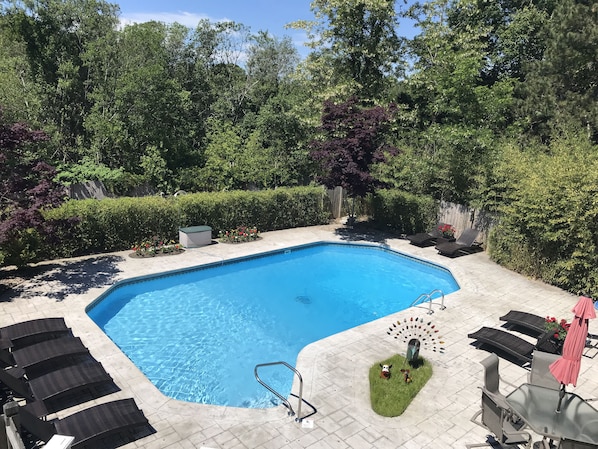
[3,0,120,161]
[289,0,404,102]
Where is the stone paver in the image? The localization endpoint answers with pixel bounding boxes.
[1,223,596,449]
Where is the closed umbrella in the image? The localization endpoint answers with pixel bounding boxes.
[549,295,596,412]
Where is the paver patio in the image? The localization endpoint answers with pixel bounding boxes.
[1,223,596,448]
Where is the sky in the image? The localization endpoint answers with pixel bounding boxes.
[115,0,419,60]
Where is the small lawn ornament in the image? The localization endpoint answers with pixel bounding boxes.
[379,364,392,379]
[400,368,412,383]
[386,316,445,367]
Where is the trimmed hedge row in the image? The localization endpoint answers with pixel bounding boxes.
[370,189,438,235]
[45,186,330,257]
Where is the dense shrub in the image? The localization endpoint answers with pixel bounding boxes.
[44,186,330,258]
[488,133,598,297]
[370,189,438,234]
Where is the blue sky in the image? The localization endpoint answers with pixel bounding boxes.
[115,1,419,59]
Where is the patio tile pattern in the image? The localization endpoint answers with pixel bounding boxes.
[2,223,597,448]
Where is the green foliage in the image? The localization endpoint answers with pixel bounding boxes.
[370,189,437,235]
[488,131,598,297]
[369,354,433,417]
[44,187,330,258]
[55,157,125,186]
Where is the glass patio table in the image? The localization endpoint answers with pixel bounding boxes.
[506,383,598,445]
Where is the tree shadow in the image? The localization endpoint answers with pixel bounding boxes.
[334,221,399,244]
[0,255,124,303]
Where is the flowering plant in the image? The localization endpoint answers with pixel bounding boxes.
[218,226,260,243]
[544,316,570,341]
[131,236,182,257]
[438,224,456,238]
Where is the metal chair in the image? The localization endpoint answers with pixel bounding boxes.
[529,350,561,390]
[468,354,532,448]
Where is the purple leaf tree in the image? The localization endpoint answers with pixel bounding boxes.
[0,109,73,266]
[310,97,399,220]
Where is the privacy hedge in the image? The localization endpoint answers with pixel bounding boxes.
[370,189,438,235]
[45,186,330,258]
[487,135,598,298]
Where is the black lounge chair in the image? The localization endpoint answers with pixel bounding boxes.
[10,336,91,378]
[0,360,120,417]
[0,318,72,365]
[499,310,546,335]
[19,398,155,449]
[406,223,447,247]
[436,228,480,257]
[468,327,535,365]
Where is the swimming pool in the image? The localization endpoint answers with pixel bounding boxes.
[87,241,459,408]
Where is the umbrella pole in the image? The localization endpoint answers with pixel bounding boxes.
[556,384,566,413]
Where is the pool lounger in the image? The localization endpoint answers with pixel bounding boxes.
[0,360,120,417]
[468,326,535,365]
[19,398,156,449]
[499,310,546,335]
[0,317,72,365]
[9,336,91,378]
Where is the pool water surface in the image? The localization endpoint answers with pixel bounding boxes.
[87,242,459,408]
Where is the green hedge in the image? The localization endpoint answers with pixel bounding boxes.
[487,133,598,298]
[370,189,438,235]
[45,186,330,258]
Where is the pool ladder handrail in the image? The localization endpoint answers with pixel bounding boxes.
[411,289,446,315]
[254,361,304,422]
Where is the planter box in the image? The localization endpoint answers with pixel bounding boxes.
[179,226,212,248]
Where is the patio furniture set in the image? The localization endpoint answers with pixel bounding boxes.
[406,224,481,257]
[1,317,155,448]
[467,297,598,448]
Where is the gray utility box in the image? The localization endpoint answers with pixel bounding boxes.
[179,226,212,248]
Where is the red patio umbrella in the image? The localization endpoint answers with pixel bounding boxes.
[549,295,596,412]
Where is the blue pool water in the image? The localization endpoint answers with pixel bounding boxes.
[87,242,459,408]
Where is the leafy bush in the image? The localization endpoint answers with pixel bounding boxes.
[44,186,330,258]
[488,132,598,297]
[370,189,438,234]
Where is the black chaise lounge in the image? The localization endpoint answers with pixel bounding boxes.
[436,228,480,257]
[499,310,546,335]
[0,360,120,417]
[9,336,91,378]
[18,398,155,449]
[406,223,446,247]
[0,318,72,365]
[468,327,535,365]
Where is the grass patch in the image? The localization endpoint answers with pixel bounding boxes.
[369,353,433,417]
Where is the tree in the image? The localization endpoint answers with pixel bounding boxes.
[289,0,404,102]
[310,97,398,219]
[0,109,72,266]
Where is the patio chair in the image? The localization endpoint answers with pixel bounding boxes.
[0,360,120,417]
[468,354,532,448]
[468,327,535,365]
[9,336,91,379]
[435,228,480,257]
[528,350,561,390]
[0,317,72,365]
[499,310,546,336]
[18,398,155,449]
[406,223,447,247]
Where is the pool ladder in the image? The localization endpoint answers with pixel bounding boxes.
[254,361,315,422]
[411,289,446,315]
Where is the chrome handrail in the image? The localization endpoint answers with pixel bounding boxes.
[254,361,304,422]
[410,289,445,314]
